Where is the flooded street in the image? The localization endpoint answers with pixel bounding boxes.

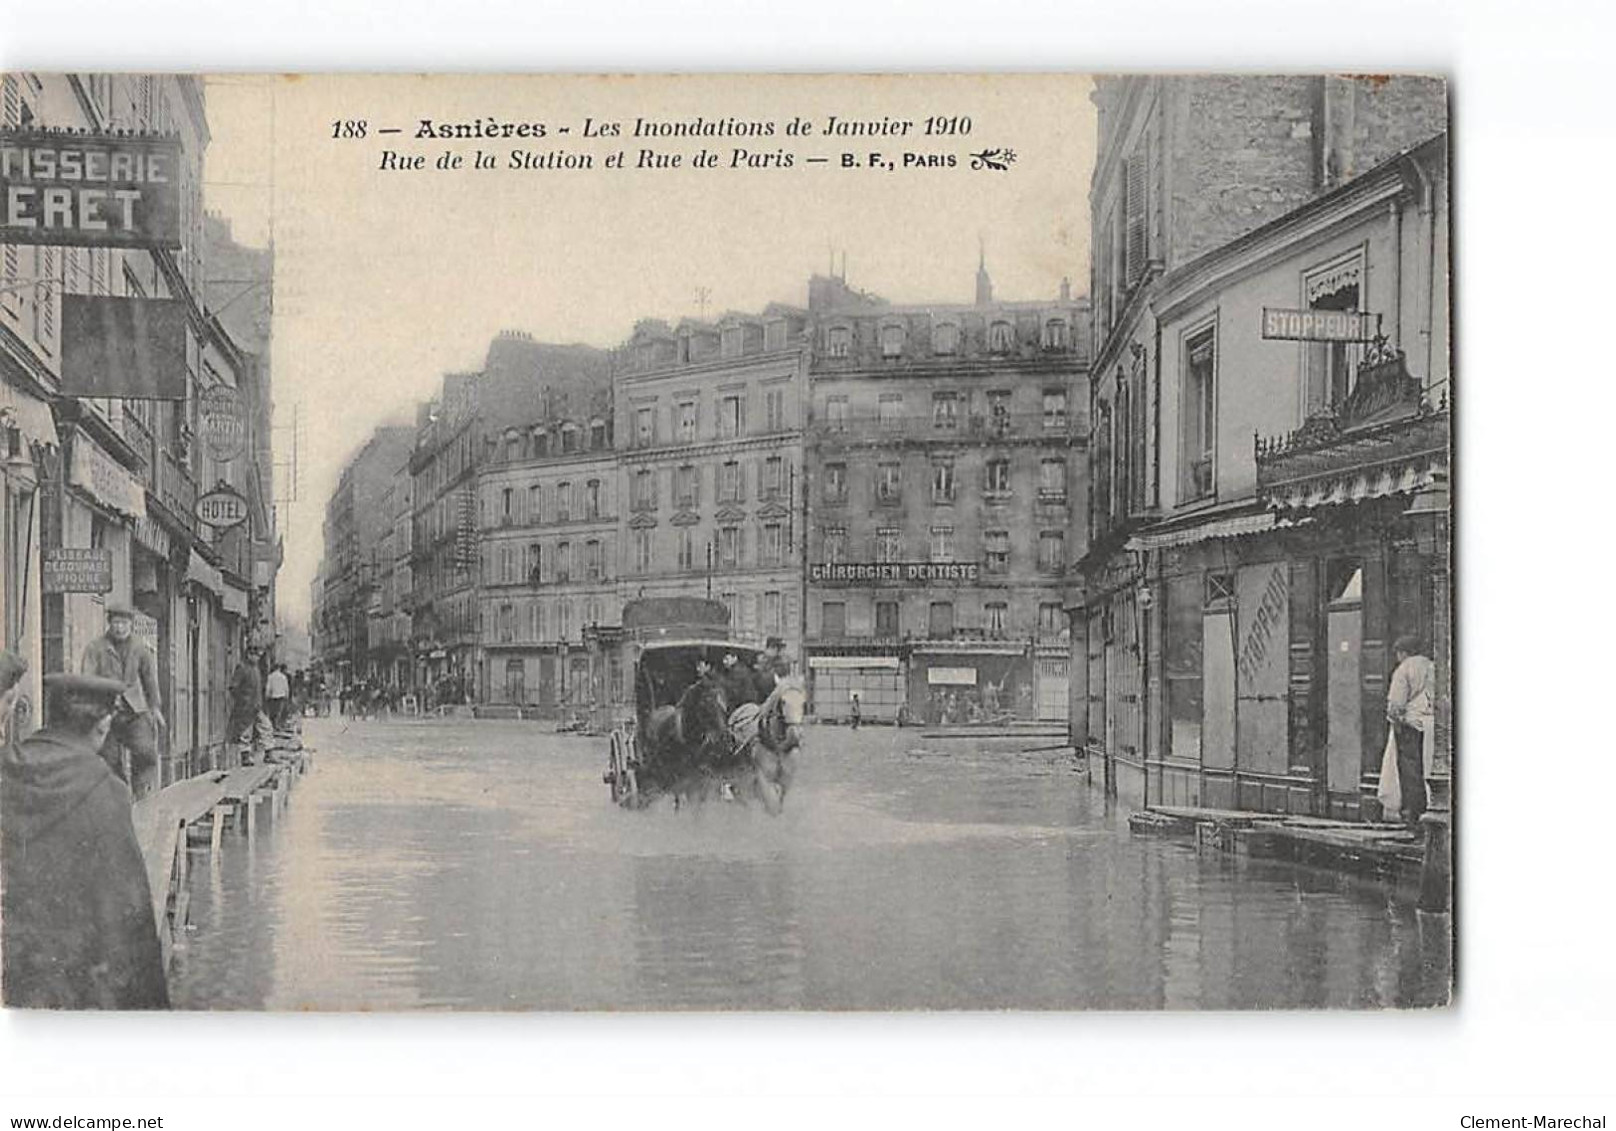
[168,718,1448,1010]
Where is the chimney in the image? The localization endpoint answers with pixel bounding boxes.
[975,241,993,305]
[1059,276,1071,302]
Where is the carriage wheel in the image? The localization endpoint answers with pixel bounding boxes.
[607,730,637,806]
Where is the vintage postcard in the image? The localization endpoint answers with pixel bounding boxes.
[0,72,1450,1010]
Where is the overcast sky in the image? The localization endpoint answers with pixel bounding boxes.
[201,74,1096,628]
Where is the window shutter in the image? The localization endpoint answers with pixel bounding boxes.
[1125,152,1148,287]
[1,75,18,127]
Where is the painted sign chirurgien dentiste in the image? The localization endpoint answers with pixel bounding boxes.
[0,73,1450,1011]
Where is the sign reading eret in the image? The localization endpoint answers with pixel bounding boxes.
[1,129,185,248]
[1261,308,1380,342]
[810,562,981,586]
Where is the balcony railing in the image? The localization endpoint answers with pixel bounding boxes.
[811,410,1085,445]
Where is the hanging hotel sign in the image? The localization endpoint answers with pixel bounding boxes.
[199,384,247,461]
[61,296,189,400]
[41,547,113,594]
[810,561,981,586]
[1262,308,1380,342]
[0,129,184,248]
[195,482,249,531]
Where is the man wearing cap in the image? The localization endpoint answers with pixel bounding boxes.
[80,603,163,799]
[1,672,170,1008]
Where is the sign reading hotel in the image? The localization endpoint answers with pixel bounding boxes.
[0,129,185,248]
[810,561,981,586]
[1261,308,1380,342]
[196,484,249,531]
[42,547,113,594]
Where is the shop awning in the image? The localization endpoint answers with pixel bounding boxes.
[1125,510,1278,553]
[808,656,901,670]
[185,549,225,598]
[0,380,58,448]
[222,584,249,616]
[1265,456,1444,513]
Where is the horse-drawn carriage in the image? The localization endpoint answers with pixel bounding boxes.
[603,598,804,814]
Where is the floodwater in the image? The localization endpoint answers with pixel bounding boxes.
[168,718,1450,1010]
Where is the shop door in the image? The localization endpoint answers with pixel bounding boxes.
[1325,563,1365,798]
[505,658,526,705]
[537,655,556,712]
[1036,658,1069,721]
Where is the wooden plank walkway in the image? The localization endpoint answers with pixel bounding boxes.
[1133,803,1425,880]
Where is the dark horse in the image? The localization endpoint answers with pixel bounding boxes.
[640,678,736,806]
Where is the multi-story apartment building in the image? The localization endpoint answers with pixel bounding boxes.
[477,423,618,716]
[409,332,609,700]
[613,307,810,654]
[803,269,1090,724]
[2,73,278,779]
[365,472,413,691]
[320,426,412,688]
[1077,75,1449,816]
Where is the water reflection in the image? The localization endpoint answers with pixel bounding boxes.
[168,720,1448,1010]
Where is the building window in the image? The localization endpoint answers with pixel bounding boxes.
[1165,574,1203,760]
[932,392,960,431]
[584,479,601,519]
[878,393,903,430]
[1038,530,1065,574]
[984,530,1009,574]
[1038,602,1064,639]
[933,322,960,355]
[928,601,955,640]
[721,326,743,358]
[1043,388,1068,431]
[1042,318,1069,350]
[528,484,543,523]
[763,455,783,498]
[556,481,572,522]
[827,325,851,358]
[591,420,608,450]
[561,425,580,454]
[636,406,655,448]
[558,600,572,642]
[930,526,955,562]
[1040,458,1066,501]
[1182,326,1217,502]
[499,603,516,643]
[881,323,905,358]
[678,400,698,443]
[874,461,901,504]
[984,458,1011,498]
[719,395,744,439]
[721,460,742,503]
[821,601,846,638]
[502,545,517,584]
[764,591,783,634]
[765,388,785,432]
[826,395,849,432]
[634,529,653,574]
[556,542,572,583]
[719,526,740,569]
[634,468,656,510]
[931,460,956,503]
[986,390,1011,434]
[527,543,542,584]
[823,526,846,564]
[824,463,847,504]
[985,601,1008,638]
[875,600,899,638]
[761,523,783,566]
[989,320,1014,352]
[765,320,787,351]
[1304,253,1363,416]
[675,465,698,509]
[532,602,546,640]
[875,527,902,563]
[586,540,603,581]
[677,528,695,572]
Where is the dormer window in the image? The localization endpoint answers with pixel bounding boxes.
[721,326,744,358]
[1042,318,1069,350]
[880,323,905,359]
[765,319,788,351]
[933,322,960,355]
[827,325,852,358]
[989,320,1015,353]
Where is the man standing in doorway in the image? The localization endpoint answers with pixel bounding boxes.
[1386,634,1436,830]
[229,650,263,764]
[265,662,290,731]
[80,604,163,800]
